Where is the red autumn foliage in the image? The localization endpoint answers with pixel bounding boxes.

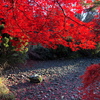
[0,0,100,51]
[79,63,100,100]
[0,0,100,99]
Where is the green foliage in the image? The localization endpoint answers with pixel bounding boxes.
[2,37,9,48]
[0,24,4,30]
[0,51,27,69]
[0,77,15,100]
[49,45,72,58]
[31,44,100,60]
[33,46,54,60]
[0,24,28,69]
[78,43,100,58]
[78,49,95,57]
[48,45,83,59]
[82,0,100,11]
[32,45,81,60]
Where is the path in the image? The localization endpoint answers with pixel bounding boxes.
[3,58,100,100]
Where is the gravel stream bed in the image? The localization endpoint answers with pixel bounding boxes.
[2,58,100,100]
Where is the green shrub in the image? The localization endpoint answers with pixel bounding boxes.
[0,77,15,100]
[33,46,54,60]
[0,51,27,70]
[30,43,100,60]
[78,49,95,57]
[49,45,71,58]
[32,45,81,60]
[78,43,100,58]
[0,23,28,70]
[49,45,82,59]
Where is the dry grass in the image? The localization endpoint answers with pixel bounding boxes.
[0,77,15,100]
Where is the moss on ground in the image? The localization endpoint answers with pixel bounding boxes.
[0,77,15,100]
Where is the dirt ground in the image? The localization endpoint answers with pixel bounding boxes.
[2,58,100,100]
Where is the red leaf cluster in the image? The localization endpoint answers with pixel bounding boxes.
[0,0,100,51]
[79,63,100,100]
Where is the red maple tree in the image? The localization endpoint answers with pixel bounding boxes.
[0,0,100,51]
[0,0,100,99]
[79,63,100,100]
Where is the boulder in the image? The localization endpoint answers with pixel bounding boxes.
[28,74,43,83]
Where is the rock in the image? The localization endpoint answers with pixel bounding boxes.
[28,74,43,83]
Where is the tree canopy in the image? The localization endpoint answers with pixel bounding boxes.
[0,0,100,51]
